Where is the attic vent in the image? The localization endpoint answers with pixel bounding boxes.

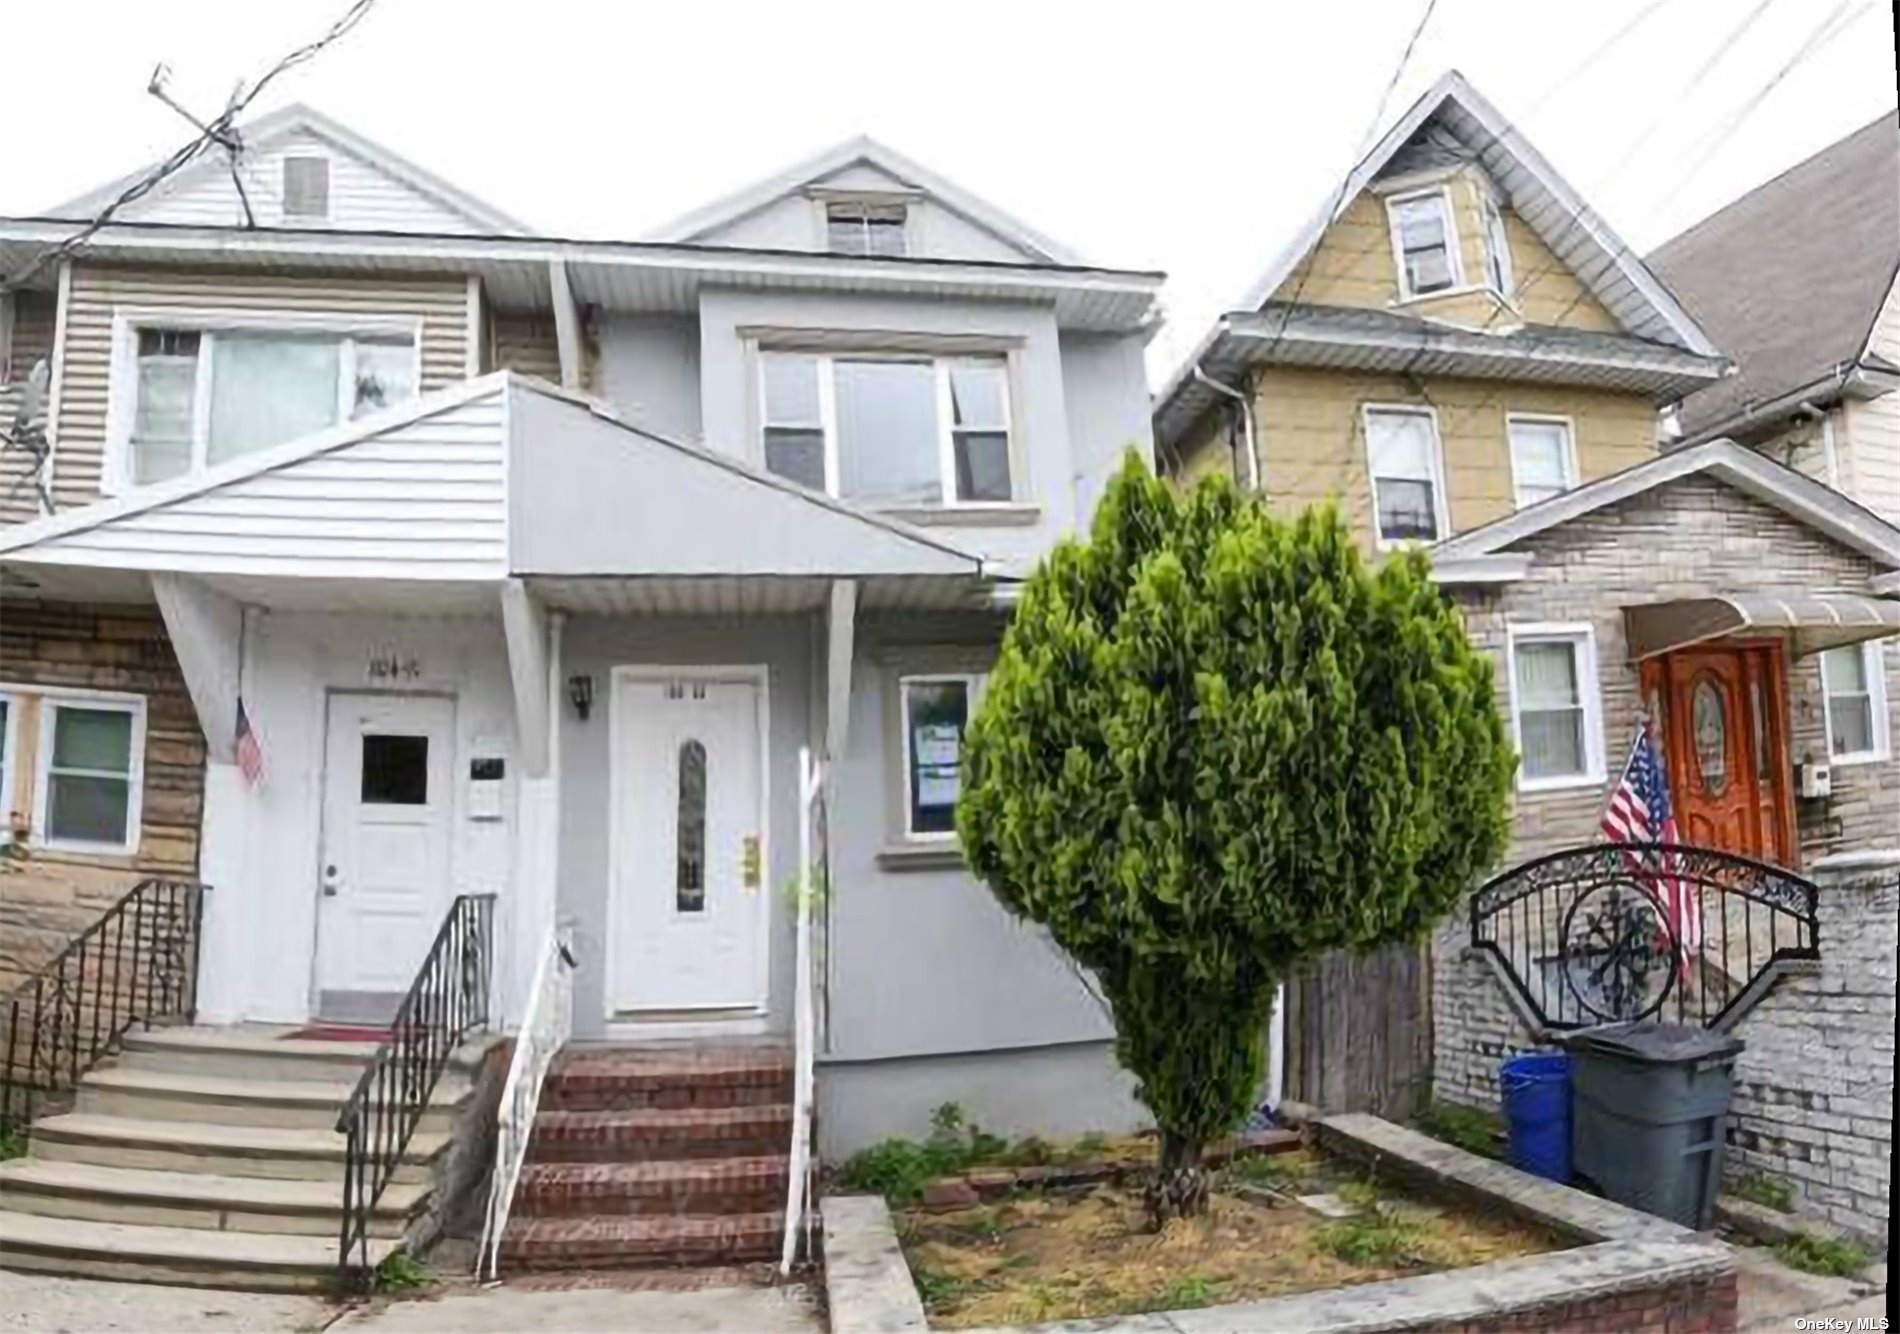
[826,201,907,257]
[282,156,331,221]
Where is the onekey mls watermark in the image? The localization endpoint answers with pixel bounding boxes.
[1794,1318,1891,1331]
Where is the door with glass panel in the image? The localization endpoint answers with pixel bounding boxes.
[609,671,765,1018]
[1642,645,1793,864]
[314,693,455,1021]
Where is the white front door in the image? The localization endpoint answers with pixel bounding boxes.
[315,693,456,1019]
[610,671,767,1018]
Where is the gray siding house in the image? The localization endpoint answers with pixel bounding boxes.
[0,115,1162,1159]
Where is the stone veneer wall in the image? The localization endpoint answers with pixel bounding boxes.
[1430,474,1898,1244]
[0,600,204,992]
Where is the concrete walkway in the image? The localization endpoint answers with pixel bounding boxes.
[1735,1245,1887,1332]
[0,1272,330,1334]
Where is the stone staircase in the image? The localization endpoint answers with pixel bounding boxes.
[0,1026,474,1291]
[498,1041,793,1271]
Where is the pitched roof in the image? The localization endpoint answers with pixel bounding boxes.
[1429,437,1900,582]
[644,135,1081,266]
[46,103,533,236]
[1647,113,1900,440]
[1155,70,1723,447]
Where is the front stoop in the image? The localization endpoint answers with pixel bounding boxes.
[498,1042,793,1272]
[0,1025,474,1292]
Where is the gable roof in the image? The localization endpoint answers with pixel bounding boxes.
[1429,437,1900,581]
[1647,113,1900,441]
[645,135,1081,266]
[46,103,533,236]
[1156,70,1724,447]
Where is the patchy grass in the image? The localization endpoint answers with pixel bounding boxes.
[1730,1171,1796,1213]
[1775,1232,1871,1278]
[371,1250,432,1293]
[896,1149,1560,1327]
[1414,1102,1505,1161]
[836,1105,1152,1204]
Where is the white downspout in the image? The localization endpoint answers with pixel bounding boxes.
[1821,407,1841,490]
[1268,983,1287,1109]
[1192,363,1259,493]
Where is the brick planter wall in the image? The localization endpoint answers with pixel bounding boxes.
[0,600,204,991]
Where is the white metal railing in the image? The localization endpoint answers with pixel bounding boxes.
[779,746,822,1275]
[478,924,575,1281]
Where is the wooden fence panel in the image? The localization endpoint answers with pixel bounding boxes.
[1283,941,1432,1121]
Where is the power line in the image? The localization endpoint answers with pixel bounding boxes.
[1523,0,1682,120]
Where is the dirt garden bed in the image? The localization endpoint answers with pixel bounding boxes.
[893,1145,1563,1327]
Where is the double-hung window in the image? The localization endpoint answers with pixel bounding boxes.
[1481,192,1515,297]
[826,202,908,257]
[1508,626,1604,790]
[900,674,981,838]
[1387,191,1460,299]
[760,350,1015,507]
[1507,415,1577,509]
[1821,642,1890,763]
[1364,407,1446,546]
[117,318,418,489]
[34,696,145,853]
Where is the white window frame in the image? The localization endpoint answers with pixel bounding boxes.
[757,349,1018,509]
[0,690,18,845]
[1820,641,1891,766]
[1362,403,1450,550]
[1506,413,1579,510]
[1479,189,1516,299]
[26,688,148,857]
[280,153,333,223]
[1505,624,1607,794]
[103,307,425,495]
[1385,186,1464,302]
[898,673,984,842]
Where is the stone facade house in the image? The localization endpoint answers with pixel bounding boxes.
[1153,72,1899,1245]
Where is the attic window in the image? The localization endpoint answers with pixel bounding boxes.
[282,156,331,221]
[826,202,907,257]
[1387,190,1459,299]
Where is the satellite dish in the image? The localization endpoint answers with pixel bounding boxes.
[12,359,50,440]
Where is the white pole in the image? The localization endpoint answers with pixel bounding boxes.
[779,749,818,1276]
[1268,982,1286,1107]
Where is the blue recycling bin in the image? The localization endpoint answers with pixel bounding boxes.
[1500,1051,1571,1183]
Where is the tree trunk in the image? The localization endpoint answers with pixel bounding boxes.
[1144,1129,1210,1227]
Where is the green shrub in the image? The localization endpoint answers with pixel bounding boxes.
[959,456,1515,1225]
[1775,1232,1870,1278]
[1730,1171,1795,1213]
[371,1250,431,1293]
[1314,1210,1429,1266]
[1415,1102,1503,1160]
[837,1101,1017,1203]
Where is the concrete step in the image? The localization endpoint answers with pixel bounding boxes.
[77,1066,467,1133]
[0,1209,393,1292]
[29,1113,447,1184]
[544,1047,793,1112]
[528,1104,792,1164]
[116,1027,378,1085]
[498,1209,783,1270]
[0,1158,426,1238]
[512,1154,789,1218]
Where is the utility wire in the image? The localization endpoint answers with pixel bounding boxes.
[1523,0,1682,120]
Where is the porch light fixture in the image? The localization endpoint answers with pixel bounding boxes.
[567,674,595,721]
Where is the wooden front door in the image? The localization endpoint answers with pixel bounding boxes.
[1642,643,1795,865]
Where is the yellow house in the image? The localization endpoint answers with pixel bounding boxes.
[1154,71,1729,549]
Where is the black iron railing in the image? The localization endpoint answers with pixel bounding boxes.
[2,877,209,1138]
[335,893,494,1285]
[1470,842,1818,1032]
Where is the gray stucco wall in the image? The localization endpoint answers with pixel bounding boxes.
[1059,330,1157,521]
[556,613,816,1039]
[594,314,702,443]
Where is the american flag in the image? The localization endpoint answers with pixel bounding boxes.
[235,698,266,788]
[1601,728,1699,975]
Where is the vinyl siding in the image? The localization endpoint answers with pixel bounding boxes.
[49,265,471,510]
[1273,172,1622,334]
[30,386,508,580]
[1844,275,1900,523]
[1177,367,1658,550]
[0,290,58,527]
[116,130,488,234]
[489,310,563,383]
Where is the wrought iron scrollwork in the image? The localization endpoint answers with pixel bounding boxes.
[1470,842,1818,1032]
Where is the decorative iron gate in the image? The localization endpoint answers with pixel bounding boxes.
[1469,843,1818,1031]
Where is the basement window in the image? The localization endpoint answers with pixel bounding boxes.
[282,156,331,222]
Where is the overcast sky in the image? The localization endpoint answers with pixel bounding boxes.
[4,0,1895,380]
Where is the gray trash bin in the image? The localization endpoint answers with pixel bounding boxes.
[1559,1023,1744,1229]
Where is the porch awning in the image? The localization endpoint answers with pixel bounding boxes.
[1624,592,1900,660]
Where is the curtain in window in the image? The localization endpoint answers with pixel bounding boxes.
[1510,421,1571,506]
[1367,412,1439,541]
[132,332,200,485]
[1516,642,1584,779]
[207,332,341,464]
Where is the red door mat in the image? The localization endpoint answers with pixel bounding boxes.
[282,1024,390,1042]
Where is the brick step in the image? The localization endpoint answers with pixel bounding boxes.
[543,1047,792,1112]
[499,1210,783,1271]
[512,1155,789,1218]
[529,1105,791,1163]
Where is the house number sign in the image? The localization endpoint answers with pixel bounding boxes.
[367,651,424,683]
